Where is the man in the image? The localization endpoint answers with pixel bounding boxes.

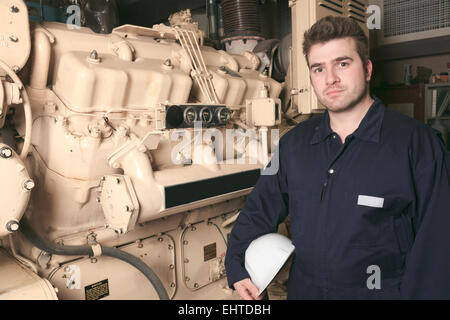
[225,16,450,299]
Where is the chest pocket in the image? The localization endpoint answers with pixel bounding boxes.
[347,194,412,248]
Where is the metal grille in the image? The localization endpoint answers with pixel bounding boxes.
[384,0,450,37]
[318,0,368,24]
[347,0,367,24]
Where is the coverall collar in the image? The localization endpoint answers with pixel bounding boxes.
[310,96,385,145]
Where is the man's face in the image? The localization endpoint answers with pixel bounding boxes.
[307,37,372,113]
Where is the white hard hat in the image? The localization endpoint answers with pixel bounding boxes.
[245,233,295,296]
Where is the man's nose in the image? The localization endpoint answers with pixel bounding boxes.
[326,68,340,86]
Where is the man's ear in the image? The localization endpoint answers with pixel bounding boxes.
[366,59,373,81]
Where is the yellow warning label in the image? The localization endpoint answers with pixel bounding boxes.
[85,279,109,300]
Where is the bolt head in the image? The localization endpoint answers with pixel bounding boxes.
[90,50,99,60]
[0,147,13,158]
[10,6,19,13]
[23,179,35,191]
[6,220,19,232]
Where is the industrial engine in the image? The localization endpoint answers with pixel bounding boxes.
[0,0,369,299]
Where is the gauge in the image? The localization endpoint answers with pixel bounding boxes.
[200,107,213,123]
[166,105,184,128]
[216,107,231,124]
[183,107,197,125]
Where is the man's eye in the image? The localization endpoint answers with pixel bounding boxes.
[313,68,323,73]
[339,62,348,67]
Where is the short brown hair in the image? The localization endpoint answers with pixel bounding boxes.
[302,16,369,68]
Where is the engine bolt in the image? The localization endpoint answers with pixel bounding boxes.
[23,179,35,191]
[6,220,19,232]
[169,264,174,269]
[0,147,13,158]
[90,50,99,60]
[194,283,199,288]
[10,6,19,13]
[9,35,18,43]
[164,58,172,66]
[170,283,175,288]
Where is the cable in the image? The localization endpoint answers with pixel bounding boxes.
[19,216,169,300]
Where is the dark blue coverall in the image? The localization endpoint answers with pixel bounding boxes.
[225,98,450,299]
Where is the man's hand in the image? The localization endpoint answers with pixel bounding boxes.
[234,278,265,300]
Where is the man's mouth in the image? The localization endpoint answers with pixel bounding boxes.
[326,89,344,96]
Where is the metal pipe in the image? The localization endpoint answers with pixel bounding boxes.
[30,29,53,90]
[207,0,218,40]
[118,148,164,224]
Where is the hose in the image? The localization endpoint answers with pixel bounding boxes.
[19,216,169,300]
[0,59,33,160]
